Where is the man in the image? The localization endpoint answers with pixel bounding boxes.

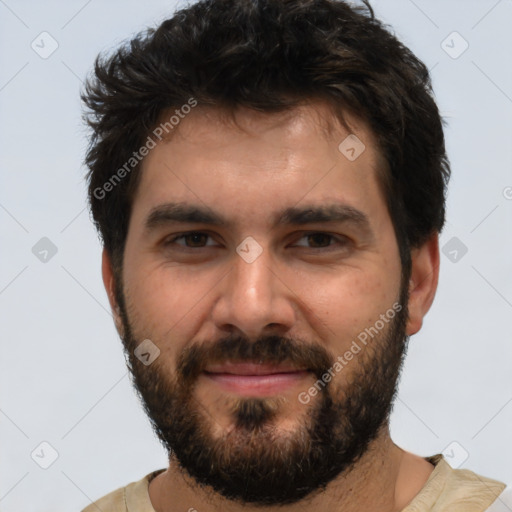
[81,0,506,510]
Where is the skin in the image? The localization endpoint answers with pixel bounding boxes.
[102,101,440,512]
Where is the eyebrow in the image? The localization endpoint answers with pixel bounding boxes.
[144,201,374,237]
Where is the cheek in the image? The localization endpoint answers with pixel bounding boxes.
[122,263,214,354]
[292,267,398,347]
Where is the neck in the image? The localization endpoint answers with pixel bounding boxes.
[148,427,434,512]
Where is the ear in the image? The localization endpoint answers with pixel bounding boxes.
[406,233,440,336]
[101,248,124,338]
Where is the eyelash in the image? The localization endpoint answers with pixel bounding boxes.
[164,231,350,251]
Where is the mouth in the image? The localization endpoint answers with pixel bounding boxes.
[202,362,312,396]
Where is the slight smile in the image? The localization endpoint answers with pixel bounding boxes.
[202,362,312,396]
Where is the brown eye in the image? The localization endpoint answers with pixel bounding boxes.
[306,233,333,248]
[292,232,349,250]
[182,233,208,247]
[166,232,216,248]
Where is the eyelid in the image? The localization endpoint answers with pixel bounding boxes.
[164,230,351,250]
[289,231,351,249]
[164,231,221,247]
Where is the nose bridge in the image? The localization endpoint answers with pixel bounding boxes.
[234,246,272,306]
[211,243,294,337]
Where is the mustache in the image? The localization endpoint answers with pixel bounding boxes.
[176,334,334,384]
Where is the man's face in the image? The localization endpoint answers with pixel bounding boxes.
[114,103,409,504]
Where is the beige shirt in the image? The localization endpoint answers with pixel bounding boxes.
[82,455,506,512]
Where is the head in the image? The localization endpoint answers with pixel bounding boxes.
[83,0,449,506]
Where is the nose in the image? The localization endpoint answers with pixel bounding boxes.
[210,245,296,340]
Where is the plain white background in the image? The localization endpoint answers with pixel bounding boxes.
[0,0,511,510]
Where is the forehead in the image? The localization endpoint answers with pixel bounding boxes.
[130,101,388,231]
[153,101,375,155]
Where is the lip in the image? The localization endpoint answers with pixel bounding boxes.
[202,362,311,396]
[205,362,307,375]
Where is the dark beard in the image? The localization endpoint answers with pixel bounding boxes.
[117,282,409,506]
